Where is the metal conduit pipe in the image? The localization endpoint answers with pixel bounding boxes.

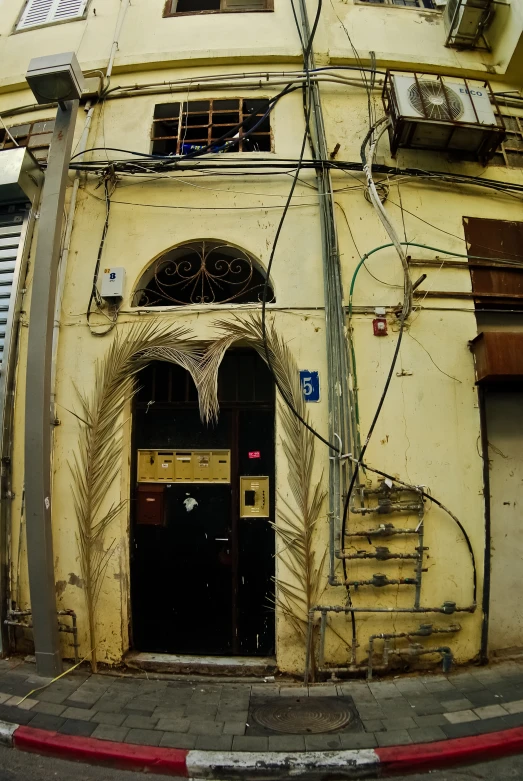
[342,551,421,561]
[106,0,131,85]
[50,102,95,417]
[294,0,354,589]
[344,525,419,538]
[304,603,470,683]
[369,645,454,680]
[345,576,419,588]
[349,503,424,515]
[5,609,79,664]
[367,624,461,679]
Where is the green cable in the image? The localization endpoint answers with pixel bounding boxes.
[347,240,516,452]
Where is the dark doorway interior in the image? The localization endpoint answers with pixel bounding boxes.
[130,350,275,657]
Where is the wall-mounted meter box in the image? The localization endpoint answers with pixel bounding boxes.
[101,267,125,299]
[137,449,231,483]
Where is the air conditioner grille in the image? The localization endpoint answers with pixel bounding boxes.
[408,81,464,121]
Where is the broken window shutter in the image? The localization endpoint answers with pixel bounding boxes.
[51,0,88,22]
[17,0,55,29]
[221,0,271,11]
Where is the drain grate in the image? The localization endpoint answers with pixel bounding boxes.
[251,697,353,734]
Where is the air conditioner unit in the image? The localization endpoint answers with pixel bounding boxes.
[382,72,505,162]
[444,0,493,48]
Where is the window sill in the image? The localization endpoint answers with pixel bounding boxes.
[12,14,88,34]
[353,2,441,12]
[163,8,273,17]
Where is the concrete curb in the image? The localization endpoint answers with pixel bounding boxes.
[2,719,523,778]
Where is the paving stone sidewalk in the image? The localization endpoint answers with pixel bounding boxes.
[0,657,522,752]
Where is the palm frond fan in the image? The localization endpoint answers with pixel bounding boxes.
[408,81,464,121]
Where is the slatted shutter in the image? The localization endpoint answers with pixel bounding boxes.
[0,217,26,365]
[221,0,272,9]
[17,0,88,30]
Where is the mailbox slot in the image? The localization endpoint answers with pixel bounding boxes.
[137,449,231,483]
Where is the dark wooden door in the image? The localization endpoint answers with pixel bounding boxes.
[130,352,275,656]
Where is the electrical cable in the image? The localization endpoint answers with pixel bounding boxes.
[259,0,338,454]
[86,176,118,335]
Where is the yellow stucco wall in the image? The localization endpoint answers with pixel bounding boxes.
[1,0,522,674]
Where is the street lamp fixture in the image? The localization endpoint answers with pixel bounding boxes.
[26,52,84,109]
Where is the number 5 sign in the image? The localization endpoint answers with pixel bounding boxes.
[299,371,320,402]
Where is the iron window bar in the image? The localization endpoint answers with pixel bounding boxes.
[151,98,272,155]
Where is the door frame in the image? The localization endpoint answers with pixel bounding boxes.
[128,355,276,657]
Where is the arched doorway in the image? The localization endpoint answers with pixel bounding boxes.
[130,349,275,656]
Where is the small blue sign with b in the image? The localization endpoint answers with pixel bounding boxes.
[300,370,320,402]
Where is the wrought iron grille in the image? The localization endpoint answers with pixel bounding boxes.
[133,240,275,307]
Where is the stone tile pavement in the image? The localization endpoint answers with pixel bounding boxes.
[0,657,522,751]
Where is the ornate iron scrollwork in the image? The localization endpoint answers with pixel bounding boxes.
[134,240,274,307]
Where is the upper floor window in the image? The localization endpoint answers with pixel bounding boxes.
[16,0,88,31]
[358,0,436,7]
[164,0,273,15]
[492,112,523,169]
[151,99,272,155]
[0,119,54,163]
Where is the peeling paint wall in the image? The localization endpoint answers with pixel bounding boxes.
[0,0,522,674]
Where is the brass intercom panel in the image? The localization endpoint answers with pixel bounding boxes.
[240,476,269,518]
[137,449,231,484]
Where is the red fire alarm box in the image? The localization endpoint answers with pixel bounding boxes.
[373,317,388,336]
[136,484,166,526]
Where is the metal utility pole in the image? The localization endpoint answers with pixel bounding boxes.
[24,100,79,677]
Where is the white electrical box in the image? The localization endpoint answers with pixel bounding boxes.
[101,267,125,299]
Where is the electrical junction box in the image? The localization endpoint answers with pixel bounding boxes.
[101,267,125,299]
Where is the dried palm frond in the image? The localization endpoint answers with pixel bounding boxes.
[206,315,327,666]
[70,321,199,671]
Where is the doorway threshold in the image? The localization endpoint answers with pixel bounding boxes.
[125,651,277,678]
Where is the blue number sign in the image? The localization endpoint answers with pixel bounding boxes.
[299,371,320,402]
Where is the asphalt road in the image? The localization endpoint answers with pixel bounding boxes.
[0,745,522,779]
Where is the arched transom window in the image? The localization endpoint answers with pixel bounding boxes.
[133,240,275,307]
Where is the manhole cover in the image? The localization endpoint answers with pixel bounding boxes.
[251,697,353,734]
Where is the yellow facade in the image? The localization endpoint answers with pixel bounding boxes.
[1,0,522,675]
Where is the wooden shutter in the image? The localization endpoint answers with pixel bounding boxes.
[17,0,87,29]
[221,0,272,11]
[463,217,523,308]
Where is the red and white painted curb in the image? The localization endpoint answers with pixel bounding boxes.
[2,719,523,778]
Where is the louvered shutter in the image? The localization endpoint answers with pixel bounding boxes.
[222,0,271,9]
[0,222,23,365]
[53,0,88,21]
[17,0,88,30]
[17,0,54,29]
